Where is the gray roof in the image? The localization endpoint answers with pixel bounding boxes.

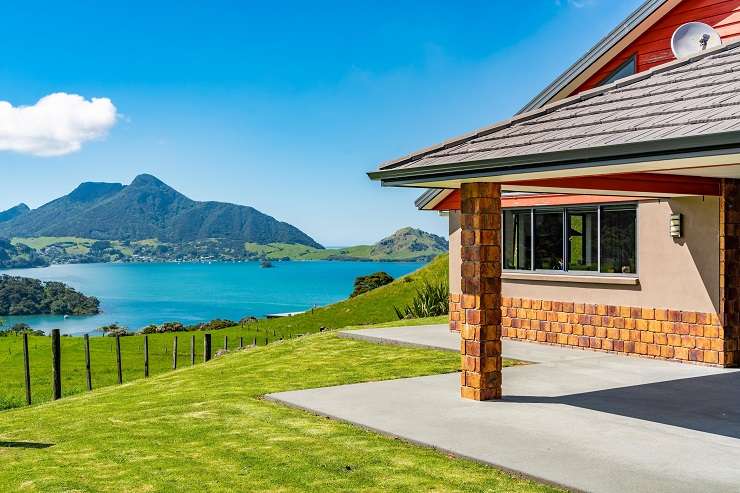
[414,0,669,207]
[371,41,740,183]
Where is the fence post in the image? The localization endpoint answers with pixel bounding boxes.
[204,333,211,362]
[239,336,243,349]
[224,335,228,351]
[115,335,123,384]
[190,335,195,366]
[23,333,31,405]
[51,329,61,400]
[144,335,149,377]
[252,336,256,347]
[84,334,92,391]
[172,336,178,370]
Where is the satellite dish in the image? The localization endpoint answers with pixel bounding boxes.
[671,22,722,58]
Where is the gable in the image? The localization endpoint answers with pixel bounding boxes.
[575,0,740,93]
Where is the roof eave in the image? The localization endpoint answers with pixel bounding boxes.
[369,131,740,187]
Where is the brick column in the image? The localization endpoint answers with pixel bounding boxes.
[720,179,740,367]
[460,182,502,400]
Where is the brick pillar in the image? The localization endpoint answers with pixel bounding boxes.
[720,179,740,367]
[460,182,502,400]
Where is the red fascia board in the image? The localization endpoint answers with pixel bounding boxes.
[508,173,721,196]
[433,190,644,211]
[431,173,721,211]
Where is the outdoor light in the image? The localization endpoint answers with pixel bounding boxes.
[670,213,682,238]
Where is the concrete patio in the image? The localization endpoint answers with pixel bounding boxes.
[268,325,740,493]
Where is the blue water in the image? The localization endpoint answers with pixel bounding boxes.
[0,261,423,335]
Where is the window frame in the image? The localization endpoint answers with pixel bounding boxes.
[501,203,639,277]
[598,54,637,86]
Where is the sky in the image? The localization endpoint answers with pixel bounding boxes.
[0,0,644,246]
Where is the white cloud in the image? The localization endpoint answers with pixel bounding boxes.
[0,93,118,157]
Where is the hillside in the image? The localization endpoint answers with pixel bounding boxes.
[245,227,448,262]
[0,239,48,269]
[0,174,322,248]
[0,275,100,316]
[0,204,29,224]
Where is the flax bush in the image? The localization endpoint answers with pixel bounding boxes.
[394,280,449,319]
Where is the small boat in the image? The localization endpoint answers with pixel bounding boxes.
[260,259,273,268]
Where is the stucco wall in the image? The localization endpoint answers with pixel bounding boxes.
[448,196,720,314]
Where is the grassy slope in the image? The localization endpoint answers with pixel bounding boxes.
[0,255,449,409]
[0,333,553,492]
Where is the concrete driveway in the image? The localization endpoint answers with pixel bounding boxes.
[268,325,740,493]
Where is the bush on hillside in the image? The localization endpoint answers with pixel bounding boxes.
[394,280,449,320]
[99,323,131,337]
[141,321,186,334]
[351,272,394,298]
[0,322,45,337]
[194,319,237,331]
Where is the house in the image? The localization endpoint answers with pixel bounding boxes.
[369,0,740,400]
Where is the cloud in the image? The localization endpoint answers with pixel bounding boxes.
[0,93,118,156]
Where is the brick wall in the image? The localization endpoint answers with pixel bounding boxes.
[450,295,728,366]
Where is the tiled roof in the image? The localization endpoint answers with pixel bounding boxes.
[377,41,740,174]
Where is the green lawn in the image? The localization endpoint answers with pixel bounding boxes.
[0,333,553,492]
[0,255,449,410]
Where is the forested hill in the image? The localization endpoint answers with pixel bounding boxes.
[0,275,100,316]
[0,174,322,248]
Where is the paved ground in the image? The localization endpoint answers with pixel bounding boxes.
[269,325,740,493]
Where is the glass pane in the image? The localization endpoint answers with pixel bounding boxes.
[567,209,598,271]
[600,55,636,86]
[534,210,564,270]
[600,207,637,274]
[503,210,531,270]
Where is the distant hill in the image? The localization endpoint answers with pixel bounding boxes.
[245,227,448,262]
[0,174,322,248]
[0,204,30,224]
[0,239,48,269]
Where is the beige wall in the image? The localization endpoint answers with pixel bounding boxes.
[448,196,720,313]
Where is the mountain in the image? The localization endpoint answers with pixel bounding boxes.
[369,227,448,259]
[0,174,322,248]
[245,227,448,262]
[0,204,30,224]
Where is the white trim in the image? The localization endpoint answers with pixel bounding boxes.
[502,272,639,285]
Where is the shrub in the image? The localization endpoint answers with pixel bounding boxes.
[196,319,237,331]
[394,280,449,320]
[0,323,45,337]
[141,321,186,334]
[99,323,131,337]
[351,272,394,297]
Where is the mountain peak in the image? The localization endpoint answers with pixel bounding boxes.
[68,182,124,202]
[130,173,167,188]
[0,203,31,224]
[371,227,448,259]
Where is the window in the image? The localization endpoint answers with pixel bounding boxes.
[503,210,531,270]
[598,55,636,86]
[600,206,637,274]
[534,210,564,270]
[567,208,598,271]
[502,205,637,275]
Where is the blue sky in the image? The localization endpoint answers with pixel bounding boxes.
[0,0,643,245]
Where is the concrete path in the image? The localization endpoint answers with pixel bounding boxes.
[270,325,740,493]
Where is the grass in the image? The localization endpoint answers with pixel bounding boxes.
[0,255,449,409]
[0,333,553,492]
